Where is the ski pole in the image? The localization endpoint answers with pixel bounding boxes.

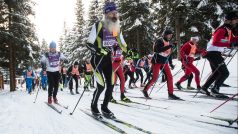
[155,68,183,93]
[194,49,237,98]
[70,55,104,115]
[33,78,41,103]
[148,48,177,96]
[200,59,206,80]
[210,93,238,113]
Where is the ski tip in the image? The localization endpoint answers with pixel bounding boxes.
[69,113,73,115]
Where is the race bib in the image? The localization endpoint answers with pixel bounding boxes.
[48,53,60,68]
[49,61,59,68]
[103,28,118,47]
[103,40,116,47]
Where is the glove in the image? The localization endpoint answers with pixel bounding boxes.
[194,56,201,61]
[169,44,175,48]
[97,48,110,56]
[170,64,175,70]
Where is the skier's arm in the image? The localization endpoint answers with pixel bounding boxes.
[119,32,127,52]
[60,53,68,63]
[86,23,98,53]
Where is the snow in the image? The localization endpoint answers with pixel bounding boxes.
[0,52,237,134]
[126,19,142,31]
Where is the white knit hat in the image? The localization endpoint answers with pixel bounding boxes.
[190,36,199,42]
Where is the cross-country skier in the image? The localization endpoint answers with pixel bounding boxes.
[175,36,206,91]
[86,2,127,118]
[111,47,131,102]
[82,59,93,91]
[142,29,181,100]
[23,66,35,94]
[67,61,80,95]
[40,67,48,90]
[201,11,238,97]
[40,41,67,104]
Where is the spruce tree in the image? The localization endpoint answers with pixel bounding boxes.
[119,0,154,56]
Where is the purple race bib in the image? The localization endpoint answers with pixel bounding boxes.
[48,53,60,68]
[103,28,118,47]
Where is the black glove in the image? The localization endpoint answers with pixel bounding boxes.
[194,56,201,61]
[169,44,175,49]
[170,64,175,70]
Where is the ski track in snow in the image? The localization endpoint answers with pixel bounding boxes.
[0,54,237,134]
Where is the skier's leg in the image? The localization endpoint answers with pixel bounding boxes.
[53,72,60,101]
[144,64,161,92]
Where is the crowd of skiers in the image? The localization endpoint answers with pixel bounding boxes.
[20,2,238,118]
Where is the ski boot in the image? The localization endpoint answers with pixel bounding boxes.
[121,93,131,102]
[175,82,183,90]
[91,105,102,120]
[76,89,79,94]
[211,86,228,98]
[187,86,195,90]
[101,105,115,119]
[48,97,52,104]
[110,96,117,103]
[200,87,210,96]
[140,83,145,87]
[142,90,151,99]
[168,93,182,100]
[70,89,75,95]
[53,96,58,104]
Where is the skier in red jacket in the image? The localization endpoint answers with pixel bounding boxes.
[175,37,205,90]
[201,11,238,97]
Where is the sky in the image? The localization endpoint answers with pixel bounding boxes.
[33,0,91,44]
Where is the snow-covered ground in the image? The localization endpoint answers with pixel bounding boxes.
[0,52,237,134]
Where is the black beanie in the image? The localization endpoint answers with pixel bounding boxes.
[74,61,79,65]
[163,29,173,36]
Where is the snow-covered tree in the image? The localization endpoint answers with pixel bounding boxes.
[119,0,154,55]
[150,0,238,58]
[0,0,40,91]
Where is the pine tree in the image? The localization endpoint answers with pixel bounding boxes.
[40,39,48,53]
[119,0,154,56]
[73,0,87,62]
[151,0,238,59]
[0,0,40,91]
